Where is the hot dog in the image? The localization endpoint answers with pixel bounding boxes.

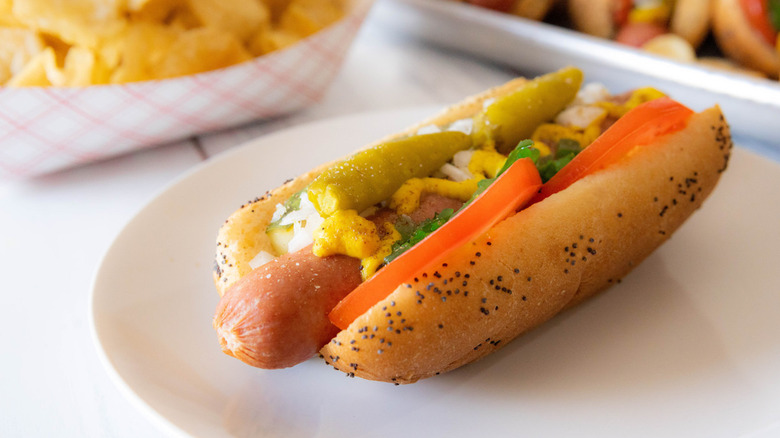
[568,0,712,49]
[212,67,732,383]
[711,0,780,78]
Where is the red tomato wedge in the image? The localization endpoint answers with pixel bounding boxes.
[613,0,633,28]
[328,158,542,330]
[740,0,778,46]
[531,97,694,203]
[615,22,668,47]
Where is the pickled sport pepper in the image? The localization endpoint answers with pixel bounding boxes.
[472,66,584,153]
[308,131,473,216]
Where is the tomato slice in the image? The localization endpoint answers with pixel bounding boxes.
[531,97,694,203]
[740,0,778,46]
[328,158,542,330]
[613,0,634,28]
[615,22,668,47]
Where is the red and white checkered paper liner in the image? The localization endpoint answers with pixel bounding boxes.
[0,0,373,181]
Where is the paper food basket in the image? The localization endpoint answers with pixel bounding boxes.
[0,0,374,181]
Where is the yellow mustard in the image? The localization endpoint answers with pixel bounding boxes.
[468,149,507,179]
[529,87,664,154]
[627,1,671,25]
[360,222,401,280]
[388,148,508,215]
[390,177,479,216]
[313,210,379,259]
[531,121,602,155]
[599,87,666,118]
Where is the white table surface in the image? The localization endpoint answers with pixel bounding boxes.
[0,1,776,437]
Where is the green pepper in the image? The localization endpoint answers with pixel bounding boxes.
[770,0,780,31]
[308,131,473,217]
[556,138,581,158]
[509,138,581,183]
[472,67,584,153]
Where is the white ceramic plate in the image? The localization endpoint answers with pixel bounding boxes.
[91,108,780,438]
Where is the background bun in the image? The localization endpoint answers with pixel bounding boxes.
[510,0,557,20]
[568,0,615,38]
[670,0,712,48]
[712,0,780,77]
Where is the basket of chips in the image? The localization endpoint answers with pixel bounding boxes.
[0,0,373,180]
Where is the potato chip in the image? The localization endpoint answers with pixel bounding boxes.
[164,5,202,31]
[260,0,293,21]
[0,0,23,27]
[60,46,109,86]
[0,27,45,84]
[155,27,253,79]
[12,0,126,49]
[6,47,55,87]
[248,28,299,56]
[128,0,183,22]
[40,34,72,65]
[0,0,346,87]
[186,0,271,42]
[126,0,155,10]
[279,0,344,37]
[102,21,179,83]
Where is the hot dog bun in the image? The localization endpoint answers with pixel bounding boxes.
[213,74,732,383]
[669,0,712,48]
[712,0,780,78]
[567,0,614,38]
[509,0,557,20]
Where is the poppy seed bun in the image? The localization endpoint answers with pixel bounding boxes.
[712,0,780,78]
[213,77,530,297]
[568,0,615,38]
[320,106,731,384]
[669,0,711,48]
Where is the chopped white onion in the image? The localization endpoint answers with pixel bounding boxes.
[416,124,441,135]
[452,150,474,169]
[278,193,317,226]
[249,250,275,269]
[287,212,325,253]
[286,221,310,254]
[555,105,607,128]
[271,202,286,222]
[440,163,472,182]
[573,83,610,106]
[447,118,473,135]
[303,213,325,237]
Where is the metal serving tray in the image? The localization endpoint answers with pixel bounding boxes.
[377,0,780,148]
